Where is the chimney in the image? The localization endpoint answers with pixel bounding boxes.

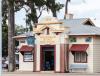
[65,14,73,19]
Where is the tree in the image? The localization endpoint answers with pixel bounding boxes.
[7,0,16,72]
[2,0,8,57]
[2,24,8,57]
[2,0,64,72]
[64,0,71,19]
[46,0,63,17]
[15,25,26,35]
[22,0,64,29]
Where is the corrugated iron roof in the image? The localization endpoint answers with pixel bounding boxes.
[14,18,100,37]
[60,18,100,35]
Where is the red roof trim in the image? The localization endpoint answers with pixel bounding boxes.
[69,44,89,52]
[19,45,34,52]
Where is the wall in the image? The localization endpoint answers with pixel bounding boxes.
[18,38,27,48]
[35,35,61,72]
[19,52,33,71]
[93,36,100,72]
[18,38,34,71]
[69,36,93,73]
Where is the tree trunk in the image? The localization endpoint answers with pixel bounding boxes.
[64,0,69,19]
[51,0,57,17]
[30,3,38,28]
[51,8,57,17]
[8,0,15,72]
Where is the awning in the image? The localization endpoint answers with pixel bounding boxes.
[19,45,34,52]
[69,44,89,52]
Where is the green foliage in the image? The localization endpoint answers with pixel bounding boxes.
[34,0,46,8]
[46,0,64,11]
[55,2,64,11]
[15,25,26,35]
[2,0,64,31]
[2,0,8,27]
[2,24,8,56]
[2,24,26,56]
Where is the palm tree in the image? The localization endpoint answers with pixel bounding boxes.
[64,0,70,19]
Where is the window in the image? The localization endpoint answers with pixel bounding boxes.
[20,40,25,43]
[70,37,76,42]
[74,52,87,63]
[43,27,50,35]
[27,37,35,45]
[85,37,92,42]
[47,27,49,35]
[23,52,33,62]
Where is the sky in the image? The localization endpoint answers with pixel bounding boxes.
[15,0,100,27]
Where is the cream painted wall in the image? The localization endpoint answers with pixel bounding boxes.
[56,44,60,72]
[36,44,40,71]
[93,36,100,73]
[18,38,34,71]
[19,53,33,71]
[35,35,61,72]
[19,39,27,48]
[69,36,93,73]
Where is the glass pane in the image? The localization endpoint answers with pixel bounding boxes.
[70,37,76,42]
[81,52,87,62]
[20,40,25,43]
[75,52,80,62]
[24,52,33,61]
[85,37,92,42]
[27,37,35,45]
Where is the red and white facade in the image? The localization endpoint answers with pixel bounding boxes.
[33,17,69,72]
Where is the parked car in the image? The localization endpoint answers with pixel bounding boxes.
[2,60,19,69]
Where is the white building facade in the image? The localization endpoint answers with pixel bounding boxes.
[15,17,100,73]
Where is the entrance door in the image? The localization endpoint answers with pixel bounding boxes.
[41,46,54,71]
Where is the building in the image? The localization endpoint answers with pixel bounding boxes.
[14,16,100,73]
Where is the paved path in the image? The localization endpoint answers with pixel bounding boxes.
[2,71,100,76]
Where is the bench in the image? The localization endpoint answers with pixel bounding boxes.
[70,64,88,72]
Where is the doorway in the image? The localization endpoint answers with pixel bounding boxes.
[41,45,55,71]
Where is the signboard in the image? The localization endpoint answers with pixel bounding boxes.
[39,35,56,44]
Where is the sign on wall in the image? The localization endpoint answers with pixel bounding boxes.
[39,35,56,44]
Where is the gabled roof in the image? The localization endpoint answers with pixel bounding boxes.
[60,18,100,35]
[60,18,95,26]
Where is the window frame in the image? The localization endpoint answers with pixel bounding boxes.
[85,37,92,42]
[27,36,35,45]
[20,40,25,43]
[70,36,77,42]
[23,52,33,62]
[74,52,87,63]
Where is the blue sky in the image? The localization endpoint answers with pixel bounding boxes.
[15,0,100,27]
